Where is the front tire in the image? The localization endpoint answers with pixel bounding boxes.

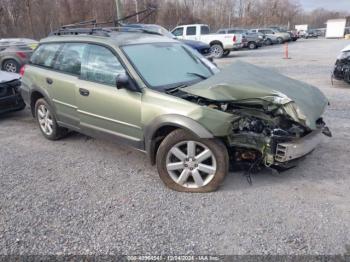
[156,129,229,192]
[35,98,68,140]
[210,44,224,58]
[248,42,257,49]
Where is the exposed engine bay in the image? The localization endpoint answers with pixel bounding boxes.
[171,89,331,173]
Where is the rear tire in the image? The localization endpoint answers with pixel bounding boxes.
[35,98,68,140]
[2,59,20,73]
[222,50,230,57]
[156,129,229,193]
[210,44,224,58]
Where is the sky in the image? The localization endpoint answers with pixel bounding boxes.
[299,0,350,11]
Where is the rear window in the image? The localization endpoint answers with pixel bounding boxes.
[201,26,210,35]
[186,26,196,36]
[30,43,62,68]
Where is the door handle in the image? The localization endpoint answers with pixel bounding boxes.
[46,78,53,85]
[79,88,90,96]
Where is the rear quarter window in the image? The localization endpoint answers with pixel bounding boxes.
[30,43,62,68]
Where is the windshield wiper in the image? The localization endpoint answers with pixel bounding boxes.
[165,84,188,93]
[187,72,208,80]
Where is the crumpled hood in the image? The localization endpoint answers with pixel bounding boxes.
[183,61,329,130]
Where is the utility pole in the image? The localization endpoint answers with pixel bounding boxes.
[115,0,124,24]
[134,0,139,22]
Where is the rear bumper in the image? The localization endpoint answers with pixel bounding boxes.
[274,129,323,163]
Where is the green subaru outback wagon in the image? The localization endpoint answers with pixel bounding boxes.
[20,28,331,192]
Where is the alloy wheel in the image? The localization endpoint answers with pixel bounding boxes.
[166,140,217,189]
[37,104,54,136]
[4,62,17,73]
[210,45,223,58]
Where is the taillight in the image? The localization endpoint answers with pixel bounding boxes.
[233,35,237,42]
[20,65,26,77]
[16,51,27,59]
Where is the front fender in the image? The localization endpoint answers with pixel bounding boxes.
[144,114,214,165]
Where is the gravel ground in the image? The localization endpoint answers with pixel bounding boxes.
[1,38,350,256]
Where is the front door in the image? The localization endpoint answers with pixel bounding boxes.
[77,44,143,148]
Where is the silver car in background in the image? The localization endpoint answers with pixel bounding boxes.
[0,38,38,73]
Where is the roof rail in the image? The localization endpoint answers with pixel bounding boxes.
[49,26,163,37]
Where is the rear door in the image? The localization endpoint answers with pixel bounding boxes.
[50,43,87,129]
[76,44,142,148]
[185,26,198,41]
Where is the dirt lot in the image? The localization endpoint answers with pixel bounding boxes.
[1,38,350,255]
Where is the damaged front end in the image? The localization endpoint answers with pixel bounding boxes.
[199,97,331,171]
[166,61,332,174]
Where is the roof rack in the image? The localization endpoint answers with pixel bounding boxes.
[49,25,163,37]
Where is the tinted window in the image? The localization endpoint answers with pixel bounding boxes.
[186,26,196,36]
[201,26,210,35]
[172,27,184,37]
[30,44,62,68]
[82,44,125,86]
[53,43,86,76]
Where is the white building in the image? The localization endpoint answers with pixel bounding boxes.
[326,19,347,38]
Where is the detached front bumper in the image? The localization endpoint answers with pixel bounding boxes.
[274,129,323,163]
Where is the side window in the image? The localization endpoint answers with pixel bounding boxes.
[172,27,184,37]
[186,26,197,36]
[228,30,237,34]
[82,44,125,86]
[53,43,86,76]
[200,26,210,35]
[30,43,62,68]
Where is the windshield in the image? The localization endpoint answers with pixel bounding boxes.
[122,42,214,90]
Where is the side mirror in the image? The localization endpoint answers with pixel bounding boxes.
[116,73,139,92]
[116,73,130,90]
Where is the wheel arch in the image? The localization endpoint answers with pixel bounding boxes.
[144,115,214,165]
[29,89,55,118]
[209,40,223,47]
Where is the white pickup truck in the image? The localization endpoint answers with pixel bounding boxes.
[171,24,243,58]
